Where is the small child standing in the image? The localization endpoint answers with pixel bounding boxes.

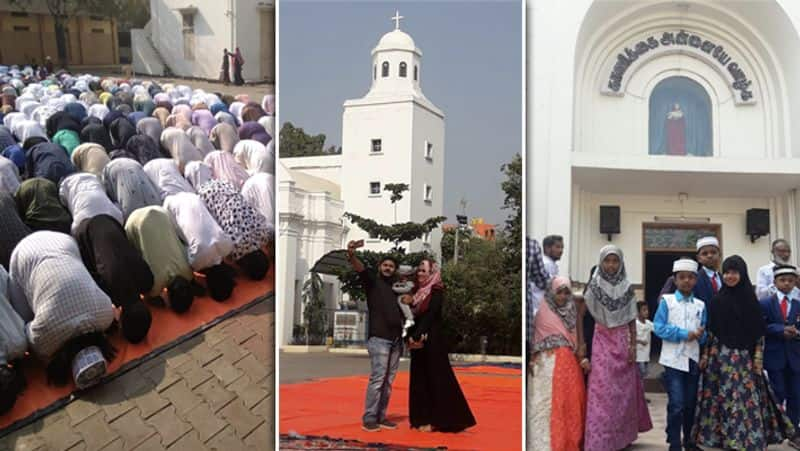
[654,258,706,451]
[394,265,416,338]
[636,301,654,380]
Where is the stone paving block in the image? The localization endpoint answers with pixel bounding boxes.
[35,412,82,450]
[128,387,171,419]
[175,359,215,390]
[161,380,203,416]
[66,397,102,426]
[205,425,246,451]
[67,441,87,451]
[116,369,152,398]
[161,346,191,369]
[219,399,263,440]
[241,336,269,363]
[167,431,208,451]
[227,375,268,410]
[74,412,120,451]
[82,383,136,422]
[222,322,256,345]
[137,356,167,374]
[145,405,192,448]
[188,341,222,367]
[249,396,271,421]
[142,364,182,393]
[211,337,247,363]
[185,403,227,443]
[206,357,245,388]
[234,354,268,384]
[1,424,47,451]
[202,328,227,347]
[193,378,236,413]
[109,408,157,450]
[132,433,167,451]
[242,421,270,450]
[98,438,123,451]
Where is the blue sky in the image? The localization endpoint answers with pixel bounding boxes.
[279,0,522,227]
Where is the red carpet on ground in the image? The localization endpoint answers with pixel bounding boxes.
[0,267,274,432]
[280,366,522,450]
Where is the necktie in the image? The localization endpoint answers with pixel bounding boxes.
[710,274,719,294]
[782,296,789,321]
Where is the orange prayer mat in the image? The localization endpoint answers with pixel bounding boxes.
[280,366,522,451]
[0,266,274,434]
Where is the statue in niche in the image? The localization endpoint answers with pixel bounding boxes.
[665,103,686,155]
[649,76,712,157]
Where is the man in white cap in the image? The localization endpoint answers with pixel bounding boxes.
[756,239,800,301]
[658,236,721,304]
[760,264,800,429]
[654,258,707,451]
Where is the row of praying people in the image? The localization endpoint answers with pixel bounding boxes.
[527,235,800,451]
[0,68,275,416]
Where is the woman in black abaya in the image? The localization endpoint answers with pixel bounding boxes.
[407,258,476,432]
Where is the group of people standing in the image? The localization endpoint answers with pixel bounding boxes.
[0,65,274,415]
[220,48,246,86]
[346,240,476,434]
[527,235,800,450]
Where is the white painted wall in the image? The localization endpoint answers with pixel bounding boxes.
[281,155,342,187]
[528,0,800,279]
[410,104,445,257]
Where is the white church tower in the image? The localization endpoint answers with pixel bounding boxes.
[340,11,445,257]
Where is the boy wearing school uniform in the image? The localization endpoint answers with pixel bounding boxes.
[654,258,707,451]
[760,264,800,428]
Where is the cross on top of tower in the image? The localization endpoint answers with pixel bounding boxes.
[391,10,404,30]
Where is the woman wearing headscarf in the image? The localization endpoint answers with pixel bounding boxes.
[261,94,275,116]
[71,143,110,177]
[0,126,23,172]
[241,172,274,233]
[166,113,192,131]
[215,111,237,128]
[184,161,213,191]
[143,158,195,200]
[134,98,155,117]
[186,126,215,156]
[210,102,228,116]
[692,255,800,449]
[160,127,202,173]
[45,111,81,138]
[233,139,273,175]
[125,134,161,165]
[0,155,20,194]
[52,128,80,156]
[258,116,274,138]
[17,119,48,149]
[240,102,266,123]
[26,142,75,185]
[0,191,31,270]
[191,109,216,136]
[80,122,113,151]
[136,117,163,147]
[14,178,72,234]
[172,104,192,124]
[204,150,249,190]
[581,245,652,450]
[152,106,170,128]
[127,111,146,126]
[8,231,116,389]
[63,102,86,123]
[87,103,109,121]
[108,116,136,149]
[220,49,231,85]
[231,47,244,86]
[102,158,161,221]
[238,122,271,146]
[59,172,123,234]
[407,258,476,432]
[529,276,586,450]
[0,264,28,415]
[210,122,239,153]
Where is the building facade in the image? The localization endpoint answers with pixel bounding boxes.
[133,0,275,82]
[529,0,800,304]
[279,20,446,346]
[0,0,118,66]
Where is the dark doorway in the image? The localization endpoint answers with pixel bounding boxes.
[644,251,693,357]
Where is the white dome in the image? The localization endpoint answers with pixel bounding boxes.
[373,29,419,55]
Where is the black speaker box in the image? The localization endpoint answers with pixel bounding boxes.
[746,209,770,237]
[600,206,620,234]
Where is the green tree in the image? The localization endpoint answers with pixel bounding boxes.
[299,272,327,345]
[501,153,522,273]
[440,227,472,262]
[440,234,521,356]
[279,122,342,158]
[336,183,445,302]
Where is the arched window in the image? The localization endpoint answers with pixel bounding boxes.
[381,61,389,78]
[373,65,376,80]
[414,65,418,81]
[399,62,407,78]
[649,76,712,156]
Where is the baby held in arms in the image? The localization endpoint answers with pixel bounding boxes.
[394,265,416,338]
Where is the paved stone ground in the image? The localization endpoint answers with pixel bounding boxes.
[0,297,275,451]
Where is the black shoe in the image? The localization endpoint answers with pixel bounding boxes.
[379,420,398,430]
[362,422,380,432]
